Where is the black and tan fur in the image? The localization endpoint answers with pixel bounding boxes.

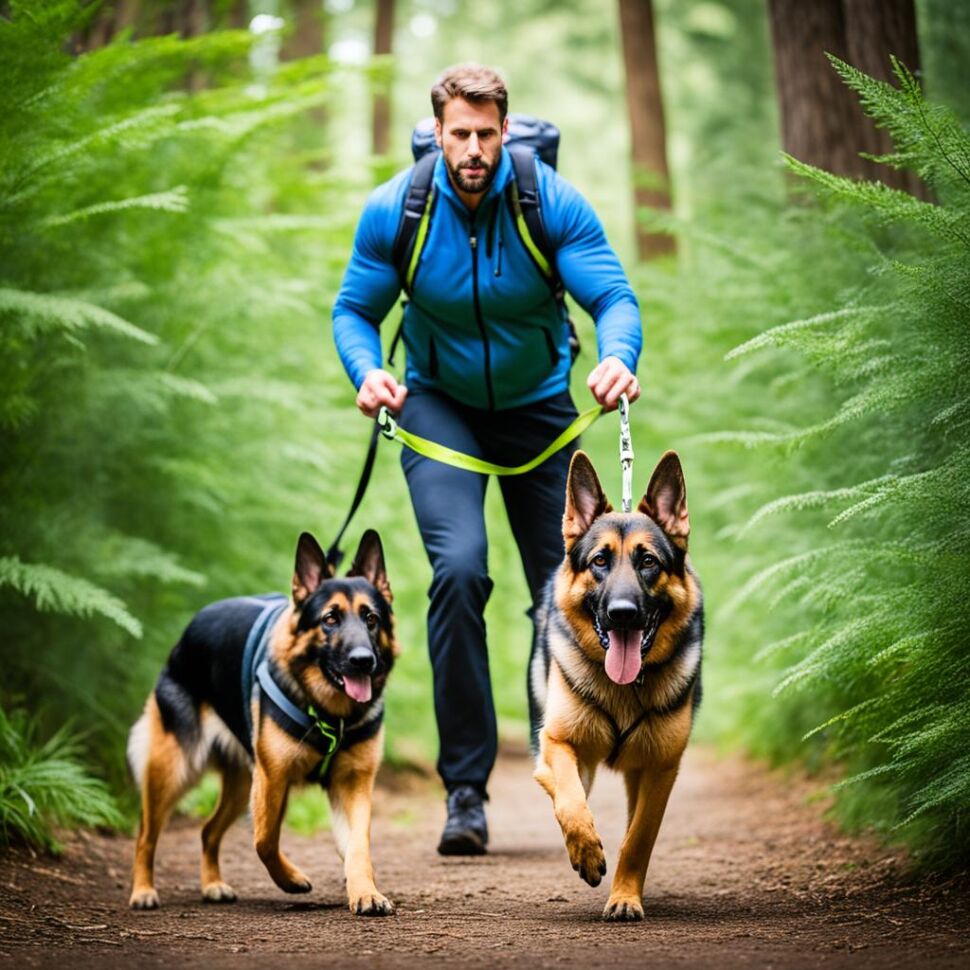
[127,530,399,916]
[529,450,703,921]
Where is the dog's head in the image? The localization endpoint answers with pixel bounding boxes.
[282,530,398,708]
[558,450,691,685]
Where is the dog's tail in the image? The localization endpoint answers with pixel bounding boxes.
[127,670,201,788]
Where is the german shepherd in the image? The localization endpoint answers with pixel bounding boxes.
[529,450,702,921]
[127,530,398,916]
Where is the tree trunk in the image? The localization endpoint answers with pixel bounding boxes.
[76,0,139,51]
[372,0,394,157]
[767,0,926,195]
[842,0,925,196]
[617,0,674,260]
[281,0,324,61]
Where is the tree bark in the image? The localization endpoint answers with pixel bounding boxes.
[768,0,926,195]
[76,0,139,51]
[372,0,394,157]
[842,0,925,196]
[281,0,324,61]
[617,0,674,260]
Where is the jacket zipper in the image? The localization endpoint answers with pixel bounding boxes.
[470,233,495,410]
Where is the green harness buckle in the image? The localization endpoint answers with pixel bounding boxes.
[307,704,343,782]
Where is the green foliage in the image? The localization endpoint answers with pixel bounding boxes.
[0,0,346,784]
[657,56,970,867]
[0,704,122,852]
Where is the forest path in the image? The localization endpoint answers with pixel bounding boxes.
[1,746,967,970]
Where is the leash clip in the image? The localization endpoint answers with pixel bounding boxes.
[618,393,634,513]
[377,406,398,440]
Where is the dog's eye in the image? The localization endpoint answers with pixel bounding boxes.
[640,555,659,570]
[365,612,378,629]
[322,612,339,628]
[591,553,608,569]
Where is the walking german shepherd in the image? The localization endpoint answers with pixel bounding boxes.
[127,530,399,916]
[529,450,703,921]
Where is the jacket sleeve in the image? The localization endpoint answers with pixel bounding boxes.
[540,165,642,373]
[331,174,408,389]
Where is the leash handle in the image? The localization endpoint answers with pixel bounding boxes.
[618,393,634,513]
[376,404,602,476]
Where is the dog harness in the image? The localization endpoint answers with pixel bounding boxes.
[239,594,384,786]
[551,653,699,768]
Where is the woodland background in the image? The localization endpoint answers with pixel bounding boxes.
[1,0,968,869]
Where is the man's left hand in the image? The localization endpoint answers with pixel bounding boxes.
[587,356,640,411]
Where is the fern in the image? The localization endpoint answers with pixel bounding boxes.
[0,704,122,852]
[0,557,142,636]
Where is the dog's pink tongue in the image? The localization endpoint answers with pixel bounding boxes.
[343,674,372,703]
[605,629,643,685]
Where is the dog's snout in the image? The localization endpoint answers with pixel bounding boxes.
[606,599,639,627]
[347,648,377,673]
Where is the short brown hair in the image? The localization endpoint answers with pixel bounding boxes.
[431,64,508,124]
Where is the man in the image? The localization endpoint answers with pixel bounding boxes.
[333,64,641,854]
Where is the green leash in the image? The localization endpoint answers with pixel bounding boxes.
[376,404,603,476]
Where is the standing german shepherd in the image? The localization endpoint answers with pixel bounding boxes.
[529,450,703,921]
[127,530,398,916]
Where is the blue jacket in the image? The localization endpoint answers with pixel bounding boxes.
[332,148,641,411]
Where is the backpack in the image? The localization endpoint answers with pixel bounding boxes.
[388,113,580,366]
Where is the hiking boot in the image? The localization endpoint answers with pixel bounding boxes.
[437,785,488,856]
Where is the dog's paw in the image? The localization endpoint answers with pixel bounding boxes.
[202,881,237,904]
[351,891,394,917]
[603,896,644,922]
[129,888,160,911]
[278,872,313,894]
[565,831,607,887]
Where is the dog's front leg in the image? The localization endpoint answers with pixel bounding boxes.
[603,762,680,921]
[251,760,312,894]
[535,733,607,886]
[327,735,394,916]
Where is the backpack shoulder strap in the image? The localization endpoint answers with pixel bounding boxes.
[391,151,438,296]
[506,144,562,297]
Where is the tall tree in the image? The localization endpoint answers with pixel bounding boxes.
[768,0,926,196]
[618,0,674,260]
[372,0,394,157]
[281,0,324,61]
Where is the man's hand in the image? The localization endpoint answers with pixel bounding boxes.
[357,369,408,418]
[586,356,640,411]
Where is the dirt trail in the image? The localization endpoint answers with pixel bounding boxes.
[0,745,967,969]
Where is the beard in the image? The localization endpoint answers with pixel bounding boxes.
[448,156,496,195]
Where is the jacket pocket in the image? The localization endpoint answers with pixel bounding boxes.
[428,334,439,378]
[543,327,560,366]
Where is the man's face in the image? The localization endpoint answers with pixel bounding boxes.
[435,97,508,196]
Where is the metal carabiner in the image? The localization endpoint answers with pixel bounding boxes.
[618,393,634,513]
[376,406,398,441]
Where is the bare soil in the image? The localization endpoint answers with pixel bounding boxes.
[0,745,967,969]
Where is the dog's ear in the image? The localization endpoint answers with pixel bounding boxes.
[348,529,392,603]
[563,451,611,548]
[640,451,689,549]
[293,532,331,604]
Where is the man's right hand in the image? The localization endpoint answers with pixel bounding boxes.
[356,369,408,418]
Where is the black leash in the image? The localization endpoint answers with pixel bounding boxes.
[326,420,381,570]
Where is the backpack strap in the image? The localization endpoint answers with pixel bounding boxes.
[391,151,438,296]
[506,144,580,360]
[506,144,563,299]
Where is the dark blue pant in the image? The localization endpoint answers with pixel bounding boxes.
[400,388,579,796]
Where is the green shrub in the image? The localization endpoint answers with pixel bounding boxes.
[0,704,122,852]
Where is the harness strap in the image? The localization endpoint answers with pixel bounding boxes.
[255,658,384,786]
[377,404,601,477]
[551,655,696,768]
